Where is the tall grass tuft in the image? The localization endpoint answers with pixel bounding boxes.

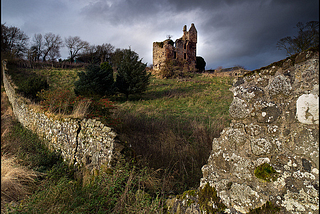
[1,156,38,212]
[71,98,92,119]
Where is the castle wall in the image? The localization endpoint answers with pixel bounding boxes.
[153,24,197,72]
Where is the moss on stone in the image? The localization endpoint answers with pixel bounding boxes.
[181,189,198,199]
[254,163,278,182]
[155,42,164,48]
[248,201,281,213]
[199,183,226,213]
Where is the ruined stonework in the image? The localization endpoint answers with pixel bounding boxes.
[153,23,197,72]
[200,50,319,213]
[167,49,319,213]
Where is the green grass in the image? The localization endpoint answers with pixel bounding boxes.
[115,74,233,126]
[112,74,233,192]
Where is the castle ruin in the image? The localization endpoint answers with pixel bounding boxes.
[153,23,197,72]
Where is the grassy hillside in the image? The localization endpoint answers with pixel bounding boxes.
[2,64,234,213]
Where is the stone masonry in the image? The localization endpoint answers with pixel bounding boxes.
[2,61,124,173]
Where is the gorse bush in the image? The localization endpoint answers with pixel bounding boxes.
[87,97,120,126]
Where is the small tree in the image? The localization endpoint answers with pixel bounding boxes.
[196,56,206,72]
[277,21,319,56]
[74,62,114,97]
[115,49,150,100]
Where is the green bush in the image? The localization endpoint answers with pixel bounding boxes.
[115,49,150,100]
[17,76,49,101]
[196,56,206,72]
[74,62,114,98]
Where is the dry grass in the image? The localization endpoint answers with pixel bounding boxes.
[1,87,39,213]
[71,98,92,119]
[1,155,38,212]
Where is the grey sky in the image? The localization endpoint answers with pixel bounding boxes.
[1,0,319,70]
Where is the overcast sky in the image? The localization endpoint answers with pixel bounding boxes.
[1,0,319,70]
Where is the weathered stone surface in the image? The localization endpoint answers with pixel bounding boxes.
[296,93,319,124]
[153,24,197,72]
[229,97,251,119]
[199,50,319,213]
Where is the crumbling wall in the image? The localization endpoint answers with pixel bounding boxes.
[153,23,197,73]
[166,50,319,214]
[2,63,122,172]
[200,50,319,213]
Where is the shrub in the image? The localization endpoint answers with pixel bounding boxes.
[17,76,49,101]
[115,49,150,100]
[87,97,120,126]
[74,62,114,97]
[38,89,76,114]
[38,89,119,126]
[196,56,206,72]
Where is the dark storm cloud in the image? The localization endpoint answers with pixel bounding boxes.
[1,0,319,70]
[81,0,168,25]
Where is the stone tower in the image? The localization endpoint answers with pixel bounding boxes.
[153,23,197,72]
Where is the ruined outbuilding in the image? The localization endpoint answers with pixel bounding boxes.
[153,23,197,72]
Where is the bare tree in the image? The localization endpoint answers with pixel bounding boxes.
[48,45,61,62]
[277,21,319,56]
[65,36,89,63]
[84,45,97,64]
[96,43,114,64]
[31,33,43,61]
[1,23,29,58]
[42,33,63,62]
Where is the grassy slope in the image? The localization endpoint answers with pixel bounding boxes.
[2,65,234,212]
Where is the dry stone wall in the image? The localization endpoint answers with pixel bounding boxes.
[166,50,319,214]
[200,50,319,213]
[2,62,121,172]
